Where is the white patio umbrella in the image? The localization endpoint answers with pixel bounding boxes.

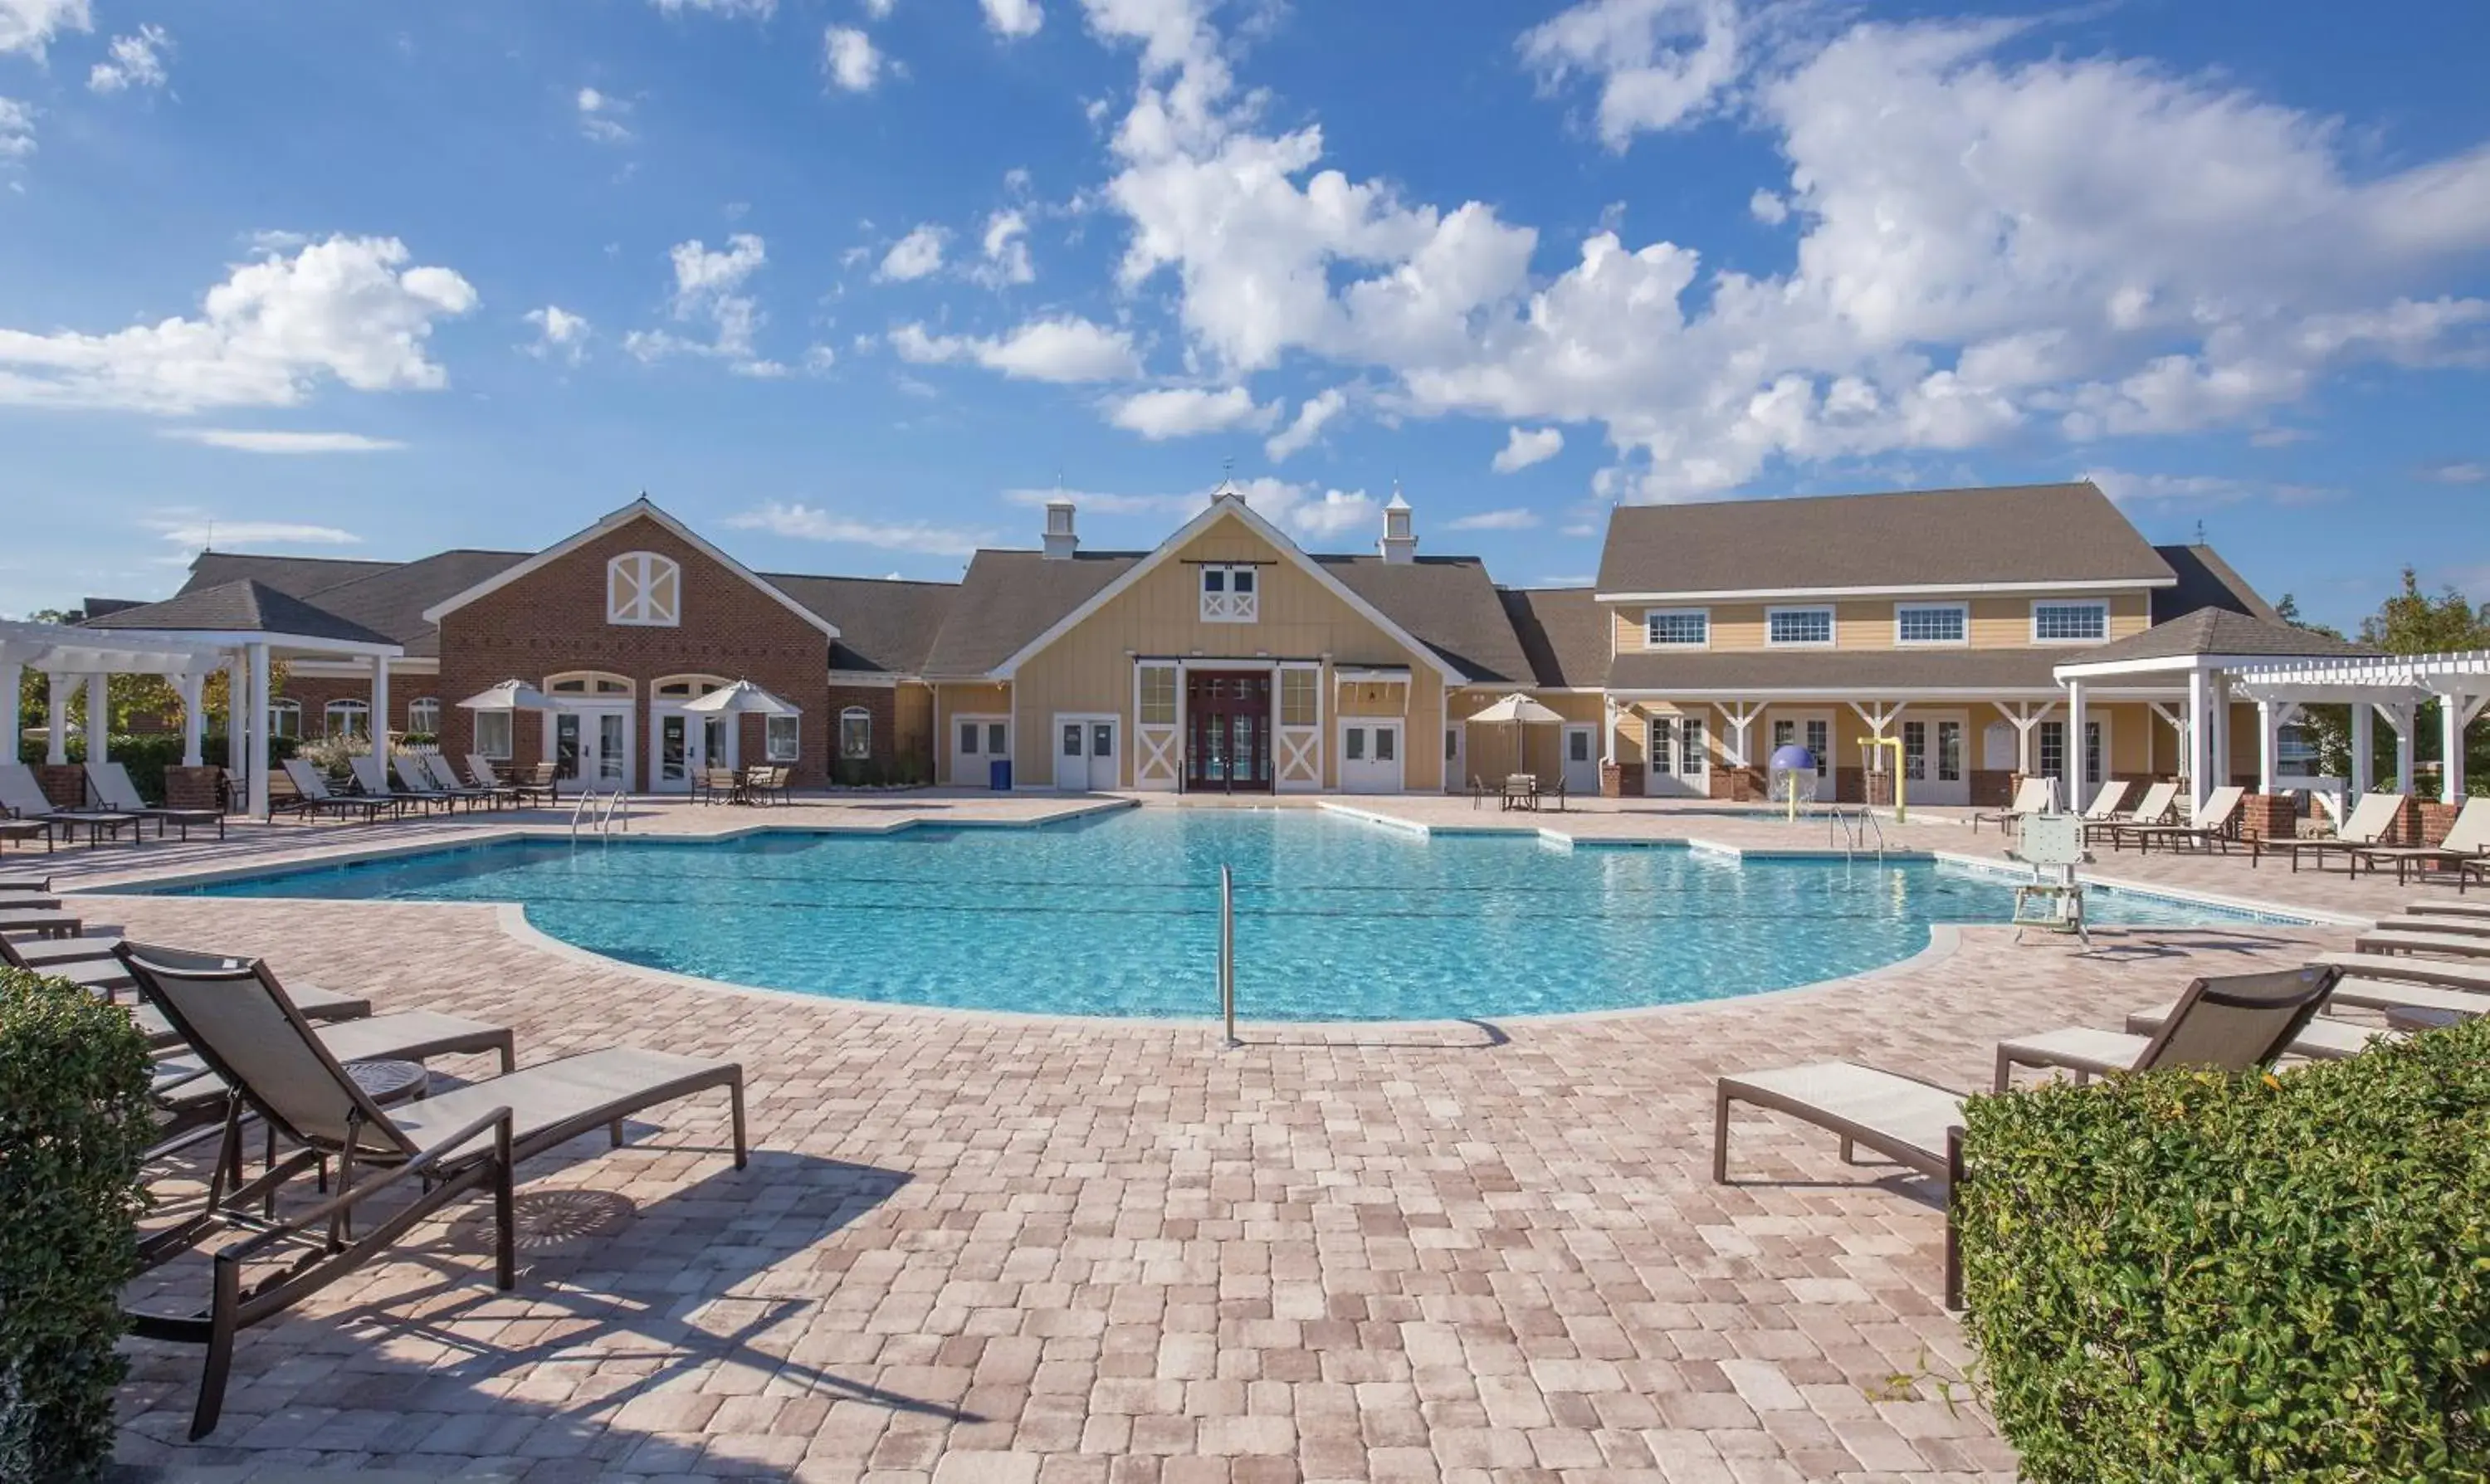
[456,679,565,712]
[680,679,800,717]
[1467,691,1564,777]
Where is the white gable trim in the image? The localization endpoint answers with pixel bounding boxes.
[989,497,1462,683]
[418,497,840,639]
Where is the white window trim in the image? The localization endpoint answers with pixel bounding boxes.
[473,708,514,761]
[1642,607,1711,650]
[406,697,443,734]
[2030,598,2111,646]
[838,705,872,760]
[1199,564,1260,624]
[607,551,682,628]
[1893,602,1970,647]
[764,712,801,764]
[1765,605,1838,649]
[323,698,370,738]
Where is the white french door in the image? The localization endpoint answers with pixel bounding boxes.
[1901,711,1970,806]
[1646,713,1709,798]
[553,705,632,791]
[1338,720,1404,793]
[1769,710,1832,797]
[651,707,735,793]
[1055,715,1119,792]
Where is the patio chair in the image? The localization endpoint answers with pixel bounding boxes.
[2250,790,2406,871]
[1993,965,2360,1090]
[468,755,557,808]
[0,762,139,847]
[2085,780,2176,845]
[744,764,790,805]
[1971,777,2053,833]
[2348,796,2490,886]
[362,754,451,816]
[2077,779,2132,823]
[691,765,743,805]
[1712,964,2338,1309]
[277,759,392,823]
[114,940,748,1439]
[2109,784,2246,855]
[414,753,499,810]
[85,760,226,842]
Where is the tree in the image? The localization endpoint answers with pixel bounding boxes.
[12,609,281,758]
[2292,570,2490,793]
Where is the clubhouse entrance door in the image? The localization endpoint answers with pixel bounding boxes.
[1185,671,1272,793]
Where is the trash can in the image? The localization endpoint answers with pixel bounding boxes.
[989,758,1013,792]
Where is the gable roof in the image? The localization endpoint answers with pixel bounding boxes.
[2153,543,2278,623]
[1595,482,2176,598]
[2058,608,2375,670]
[1321,557,1536,684]
[188,550,403,599]
[766,574,956,676]
[85,578,398,649]
[970,495,1468,682]
[417,497,838,640]
[921,550,1142,678]
[1498,588,1609,689]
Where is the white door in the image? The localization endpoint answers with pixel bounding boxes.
[1768,710,1832,798]
[952,715,1011,788]
[1561,724,1599,795]
[1902,711,1970,806]
[651,703,737,793]
[1055,715,1119,792]
[1338,720,1404,793]
[1645,714,1709,798]
[554,706,633,791]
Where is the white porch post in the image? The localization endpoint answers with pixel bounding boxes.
[371,656,391,754]
[46,673,71,764]
[2185,667,2210,813]
[226,657,247,777]
[247,642,271,820]
[0,662,17,768]
[2387,702,2416,794]
[2349,704,2374,796]
[2067,681,2087,806]
[1601,696,1617,765]
[1721,701,1761,769]
[179,671,207,767]
[85,674,110,765]
[2256,700,2280,793]
[2441,688,2482,803]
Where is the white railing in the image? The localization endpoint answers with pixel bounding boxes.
[569,788,632,839]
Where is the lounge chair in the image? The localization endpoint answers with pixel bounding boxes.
[85,760,226,841]
[114,940,746,1438]
[0,929,374,1044]
[1971,777,2053,833]
[2411,899,2490,923]
[1713,964,2338,1308]
[408,753,494,810]
[2365,912,2490,940]
[2313,950,2490,995]
[359,754,448,816]
[151,998,516,1153]
[2077,779,2132,823]
[468,755,557,808]
[2349,796,2490,886]
[2085,780,2176,845]
[276,759,391,823]
[1,817,49,852]
[2108,784,2246,855]
[0,900,84,938]
[0,762,139,847]
[2350,928,2490,960]
[431,754,515,808]
[2251,790,2405,871]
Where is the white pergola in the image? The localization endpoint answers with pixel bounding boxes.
[2229,650,2490,804]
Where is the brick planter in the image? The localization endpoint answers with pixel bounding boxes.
[33,764,85,809]
[1599,761,1644,798]
[1707,768,1759,803]
[2415,799,2463,847]
[2240,792,2297,842]
[164,765,226,813]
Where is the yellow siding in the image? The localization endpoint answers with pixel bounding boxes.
[1450,689,1604,784]
[1003,515,1450,790]
[1609,588,2160,653]
[933,681,1012,786]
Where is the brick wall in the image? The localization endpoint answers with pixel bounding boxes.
[824,684,899,780]
[1708,766,1760,802]
[434,515,835,790]
[2240,793,2297,842]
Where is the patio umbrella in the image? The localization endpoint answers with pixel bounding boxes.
[680,679,799,717]
[456,679,564,711]
[1467,692,1564,777]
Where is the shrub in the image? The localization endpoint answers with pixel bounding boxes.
[0,970,154,1481]
[14,734,298,803]
[1957,1015,2490,1482]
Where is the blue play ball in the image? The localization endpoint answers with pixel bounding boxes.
[1769,744,1815,772]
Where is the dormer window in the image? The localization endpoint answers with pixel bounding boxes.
[608,552,681,627]
[1201,564,1257,623]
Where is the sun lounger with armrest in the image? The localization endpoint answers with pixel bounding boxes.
[405,752,493,810]
[2104,784,2245,854]
[278,759,391,823]
[468,755,557,808]
[2349,796,2490,886]
[2085,780,2176,844]
[1971,777,2053,834]
[2251,790,2405,871]
[0,762,139,846]
[85,760,225,841]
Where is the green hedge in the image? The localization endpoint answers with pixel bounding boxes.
[0,970,154,1481]
[1959,1015,2490,1482]
[14,734,299,803]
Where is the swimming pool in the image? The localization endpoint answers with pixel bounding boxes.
[164,810,2273,1021]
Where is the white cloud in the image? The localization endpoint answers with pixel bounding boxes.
[891,315,1140,382]
[2420,460,2488,485]
[651,0,774,17]
[1520,0,1745,149]
[1104,385,1272,439]
[1448,506,1541,530]
[1263,386,1345,461]
[0,234,476,414]
[972,209,1035,288]
[1003,475,1377,542]
[524,305,590,364]
[0,97,32,161]
[1747,188,1787,225]
[862,0,896,15]
[624,233,781,376]
[1490,425,1564,472]
[159,428,406,454]
[981,0,1042,39]
[87,22,170,94]
[876,224,945,281]
[823,26,884,92]
[141,511,363,550]
[725,500,994,556]
[0,0,89,59]
[2081,466,2328,510]
[576,86,632,144]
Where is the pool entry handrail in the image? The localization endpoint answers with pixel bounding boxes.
[568,788,632,841]
[1219,863,1239,1047]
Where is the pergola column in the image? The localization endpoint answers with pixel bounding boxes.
[0,662,17,766]
[2066,681,2088,806]
[372,655,392,754]
[2256,700,2289,793]
[247,642,271,820]
[2185,667,2210,813]
[2350,703,2374,796]
[2378,701,2416,793]
[2439,686,2486,803]
[226,656,249,780]
[46,672,71,764]
[85,674,110,765]
[178,671,208,767]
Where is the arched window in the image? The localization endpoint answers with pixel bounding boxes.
[406,697,442,735]
[266,699,302,740]
[324,699,370,739]
[545,671,635,696]
[607,552,681,627]
[653,675,730,699]
[839,706,872,759]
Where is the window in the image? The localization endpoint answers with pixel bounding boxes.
[1767,607,1836,647]
[2278,723,2321,777]
[1279,668,1317,727]
[1374,727,1394,763]
[988,722,1008,754]
[607,552,681,627]
[764,714,799,763]
[1138,665,1178,725]
[839,706,872,760]
[1643,609,1709,648]
[959,721,982,755]
[1678,716,1706,774]
[1894,603,1967,646]
[266,699,301,740]
[2037,720,2067,779]
[655,676,728,698]
[1447,728,1460,761]
[406,697,442,735]
[474,709,513,761]
[323,699,369,738]
[2032,600,2108,643]
[1345,728,1365,762]
[1200,564,1258,622]
[548,672,633,696]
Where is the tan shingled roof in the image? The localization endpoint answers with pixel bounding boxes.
[1498,588,1608,688]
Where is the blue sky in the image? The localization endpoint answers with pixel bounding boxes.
[2,0,2486,630]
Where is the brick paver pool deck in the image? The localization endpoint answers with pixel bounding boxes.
[10,789,2415,1481]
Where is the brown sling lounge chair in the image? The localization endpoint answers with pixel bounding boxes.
[1712,964,2339,1309]
[115,941,749,1440]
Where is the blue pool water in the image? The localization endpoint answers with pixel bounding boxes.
[166,811,2270,1021]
